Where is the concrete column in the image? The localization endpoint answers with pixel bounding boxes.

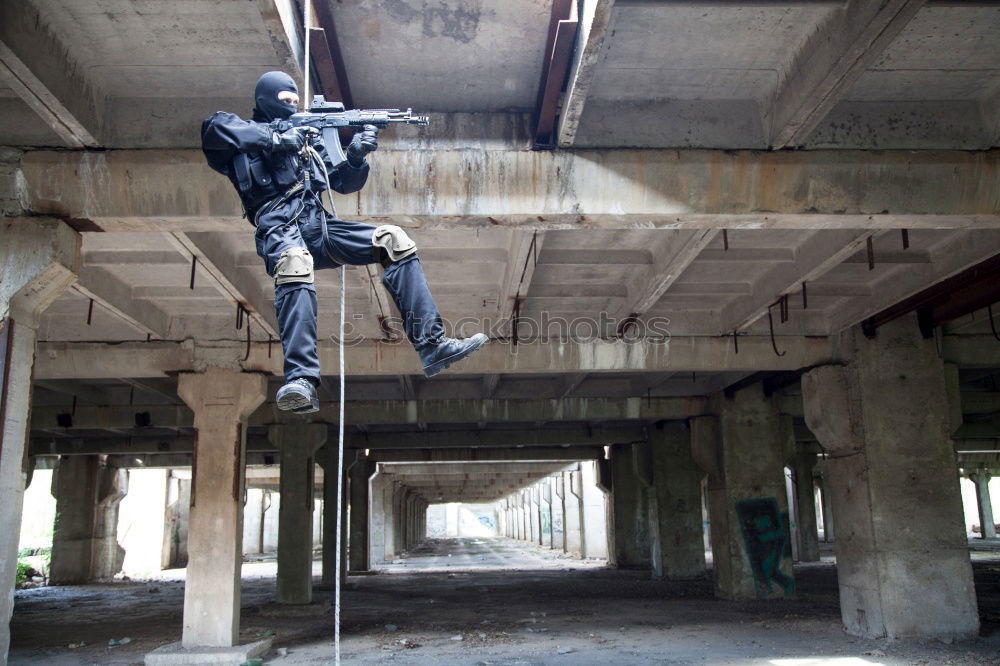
[0,218,79,661]
[691,387,795,601]
[792,451,820,561]
[528,488,539,544]
[91,466,128,580]
[383,480,398,561]
[540,479,553,548]
[580,460,609,560]
[802,314,979,640]
[269,424,326,605]
[349,459,376,572]
[650,424,706,579]
[339,464,349,582]
[608,444,652,569]
[969,469,996,539]
[318,445,350,584]
[521,489,531,541]
[369,470,387,564]
[49,458,127,583]
[165,475,191,568]
[562,469,584,556]
[49,456,99,584]
[177,368,266,648]
[552,475,566,552]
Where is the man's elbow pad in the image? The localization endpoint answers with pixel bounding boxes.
[372,225,417,265]
[274,247,314,285]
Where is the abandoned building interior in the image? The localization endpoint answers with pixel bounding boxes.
[3,0,1000,664]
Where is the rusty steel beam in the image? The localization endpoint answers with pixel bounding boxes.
[534,0,579,148]
[862,253,1000,337]
[311,1,353,108]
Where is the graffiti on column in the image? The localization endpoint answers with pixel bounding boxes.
[478,515,496,529]
[541,506,552,534]
[735,497,795,598]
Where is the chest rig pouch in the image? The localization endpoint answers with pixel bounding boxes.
[232,150,301,216]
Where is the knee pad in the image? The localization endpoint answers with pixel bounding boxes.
[372,225,417,267]
[274,246,314,285]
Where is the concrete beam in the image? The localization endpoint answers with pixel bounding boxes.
[557,0,616,147]
[0,41,98,148]
[369,447,603,463]
[766,0,926,148]
[29,427,637,456]
[500,230,546,338]
[255,0,304,90]
[616,230,718,320]
[351,426,645,450]
[830,231,1000,332]
[381,463,573,475]
[31,396,705,431]
[33,336,839,380]
[165,233,279,339]
[18,150,1000,232]
[73,266,170,338]
[719,230,874,333]
[47,447,599,470]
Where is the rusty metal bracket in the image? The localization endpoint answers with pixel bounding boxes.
[766,304,786,357]
[189,256,197,290]
[723,229,729,251]
[733,330,739,354]
[236,303,245,330]
[801,281,808,310]
[268,336,274,358]
[866,236,875,271]
[901,228,909,250]
[86,298,94,325]
[243,320,252,362]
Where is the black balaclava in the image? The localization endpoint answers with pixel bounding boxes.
[252,71,298,122]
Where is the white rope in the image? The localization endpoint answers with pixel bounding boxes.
[301,2,345,663]
[335,264,346,665]
[302,0,311,107]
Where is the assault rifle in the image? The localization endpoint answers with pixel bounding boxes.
[284,95,430,168]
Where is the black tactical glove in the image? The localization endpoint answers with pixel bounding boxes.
[347,124,379,167]
[271,126,317,152]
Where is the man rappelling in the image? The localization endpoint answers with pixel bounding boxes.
[201,71,487,414]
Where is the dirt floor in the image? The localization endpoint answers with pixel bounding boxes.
[10,537,1000,665]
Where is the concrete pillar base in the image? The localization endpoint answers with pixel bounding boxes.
[803,314,979,640]
[144,637,272,666]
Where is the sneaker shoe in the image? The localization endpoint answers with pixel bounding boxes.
[276,377,319,413]
[419,333,489,378]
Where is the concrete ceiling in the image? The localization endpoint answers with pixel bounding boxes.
[2,0,997,149]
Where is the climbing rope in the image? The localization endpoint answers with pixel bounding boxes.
[301,1,346,663]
